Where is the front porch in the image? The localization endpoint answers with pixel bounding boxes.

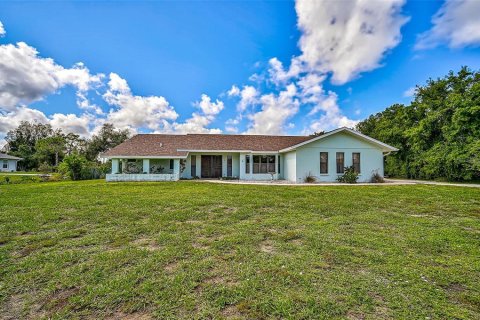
[106,158,182,182]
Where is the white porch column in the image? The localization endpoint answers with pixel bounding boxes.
[143,159,150,174]
[111,159,119,174]
[173,159,180,180]
[249,153,253,177]
[275,154,279,175]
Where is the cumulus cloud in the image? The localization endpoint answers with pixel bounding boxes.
[246,84,299,135]
[228,84,258,112]
[0,21,5,37]
[103,73,179,132]
[295,0,408,84]
[166,94,224,134]
[0,42,102,111]
[49,113,93,137]
[0,106,49,135]
[416,0,480,49]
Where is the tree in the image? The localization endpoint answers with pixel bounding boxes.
[35,135,66,167]
[85,123,130,161]
[4,121,56,170]
[58,154,88,180]
[356,67,480,181]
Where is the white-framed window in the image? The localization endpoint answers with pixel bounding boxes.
[352,152,361,173]
[2,160,8,169]
[253,155,276,174]
[320,152,328,174]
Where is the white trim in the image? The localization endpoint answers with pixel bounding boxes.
[177,149,279,154]
[279,127,399,153]
[102,155,188,160]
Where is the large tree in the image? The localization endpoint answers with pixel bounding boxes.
[85,123,130,161]
[356,67,480,181]
[4,121,57,170]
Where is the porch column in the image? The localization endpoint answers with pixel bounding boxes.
[120,159,127,173]
[249,153,253,176]
[111,159,119,174]
[143,159,150,174]
[275,154,279,174]
[173,159,180,180]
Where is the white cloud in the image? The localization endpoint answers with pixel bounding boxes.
[103,73,179,132]
[49,113,92,137]
[0,42,102,111]
[228,85,259,112]
[403,86,416,98]
[0,21,5,37]
[295,0,408,84]
[246,84,299,135]
[416,0,480,49]
[267,57,302,85]
[166,94,224,134]
[0,106,49,135]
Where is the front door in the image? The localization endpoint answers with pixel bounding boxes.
[201,155,222,178]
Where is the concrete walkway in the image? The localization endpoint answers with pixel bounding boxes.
[196,179,480,188]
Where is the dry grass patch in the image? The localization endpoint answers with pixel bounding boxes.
[260,240,275,254]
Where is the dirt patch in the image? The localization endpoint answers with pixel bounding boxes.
[2,293,46,320]
[132,238,161,251]
[105,311,152,320]
[221,304,242,318]
[164,261,179,273]
[289,239,303,246]
[44,287,80,313]
[445,282,466,292]
[260,240,275,254]
[347,311,365,320]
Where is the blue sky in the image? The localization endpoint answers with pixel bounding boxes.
[0,0,479,141]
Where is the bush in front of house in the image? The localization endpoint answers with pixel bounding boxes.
[337,166,359,183]
[303,172,316,183]
[370,169,385,183]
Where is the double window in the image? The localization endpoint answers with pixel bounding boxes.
[2,160,8,169]
[246,155,276,174]
[253,155,276,173]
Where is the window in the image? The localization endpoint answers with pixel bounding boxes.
[2,160,7,169]
[227,155,232,177]
[253,155,276,174]
[352,153,360,173]
[169,159,174,170]
[336,152,344,174]
[320,152,328,174]
[278,155,281,174]
[191,155,196,177]
[245,155,250,174]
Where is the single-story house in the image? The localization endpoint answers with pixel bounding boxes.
[0,153,23,172]
[101,127,398,183]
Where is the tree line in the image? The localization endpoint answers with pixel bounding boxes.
[2,122,129,179]
[356,67,480,181]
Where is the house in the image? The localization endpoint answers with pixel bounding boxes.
[0,153,23,172]
[102,127,398,183]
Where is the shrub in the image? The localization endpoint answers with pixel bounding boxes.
[303,172,316,183]
[4,176,10,184]
[38,162,53,173]
[58,154,88,180]
[370,169,385,183]
[337,166,359,183]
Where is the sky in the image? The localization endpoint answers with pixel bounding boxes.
[1,0,480,143]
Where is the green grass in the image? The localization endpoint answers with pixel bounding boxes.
[0,181,479,319]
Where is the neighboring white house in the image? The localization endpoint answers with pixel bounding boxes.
[101,127,398,183]
[0,153,23,172]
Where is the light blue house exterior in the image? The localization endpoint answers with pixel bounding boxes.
[103,127,397,183]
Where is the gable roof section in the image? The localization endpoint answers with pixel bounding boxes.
[102,134,312,158]
[279,127,399,153]
[0,153,23,160]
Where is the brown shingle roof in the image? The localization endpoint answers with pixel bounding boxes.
[102,134,313,158]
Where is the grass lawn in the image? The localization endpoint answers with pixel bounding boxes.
[0,181,479,319]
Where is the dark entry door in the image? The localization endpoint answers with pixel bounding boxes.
[201,155,222,178]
